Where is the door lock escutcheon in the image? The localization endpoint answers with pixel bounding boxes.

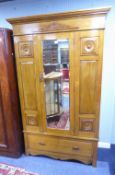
[39,73,44,82]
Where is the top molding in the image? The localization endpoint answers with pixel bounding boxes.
[7,7,111,24]
[7,7,111,35]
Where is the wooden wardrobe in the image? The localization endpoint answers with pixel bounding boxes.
[0,28,23,157]
[7,7,110,165]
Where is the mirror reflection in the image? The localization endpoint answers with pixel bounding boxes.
[43,39,70,130]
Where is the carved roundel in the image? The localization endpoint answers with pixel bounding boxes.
[84,40,95,52]
[18,41,33,58]
[26,115,38,126]
[79,118,95,132]
[81,37,98,56]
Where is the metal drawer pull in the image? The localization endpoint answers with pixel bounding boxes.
[72,147,80,151]
[38,142,46,146]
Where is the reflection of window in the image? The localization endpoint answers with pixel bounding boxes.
[60,48,69,64]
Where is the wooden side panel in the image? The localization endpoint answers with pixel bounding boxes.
[14,35,40,131]
[0,29,23,157]
[0,80,7,147]
[74,30,104,138]
[20,61,37,110]
[80,61,97,114]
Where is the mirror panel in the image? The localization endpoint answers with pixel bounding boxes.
[43,39,70,130]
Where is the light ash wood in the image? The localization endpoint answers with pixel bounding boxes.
[7,7,110,166]
[7,7,110,36]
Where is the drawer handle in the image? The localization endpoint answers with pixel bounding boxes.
[72,147,80,151]
[38,142,46,146]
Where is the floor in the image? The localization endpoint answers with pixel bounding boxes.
[98,144,115,175]
[0,145,114,175]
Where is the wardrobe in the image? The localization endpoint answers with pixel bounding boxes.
[0,28,23,157]
[7,7,110,165]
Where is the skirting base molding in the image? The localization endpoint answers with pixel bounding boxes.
[98,142,111,149]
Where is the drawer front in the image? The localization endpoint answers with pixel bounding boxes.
[27,134,93,157]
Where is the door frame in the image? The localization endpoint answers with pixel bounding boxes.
[33,32,75,136]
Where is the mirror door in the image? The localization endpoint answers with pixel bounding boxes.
[34,33,74,133]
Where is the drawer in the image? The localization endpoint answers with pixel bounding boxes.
[27,134,93,157]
